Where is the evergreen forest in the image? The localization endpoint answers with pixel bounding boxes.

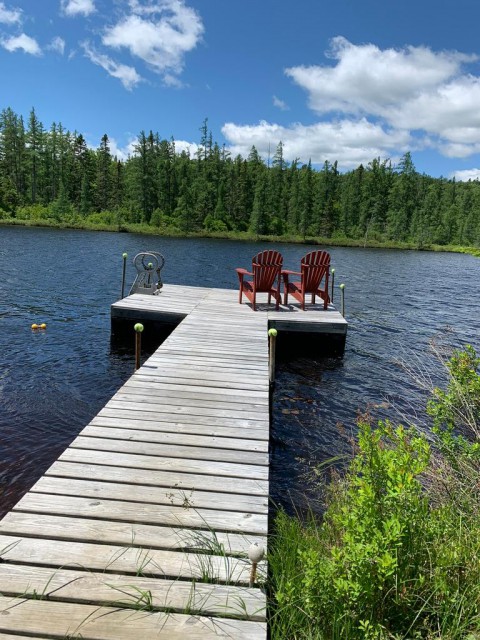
[1,107,480,248]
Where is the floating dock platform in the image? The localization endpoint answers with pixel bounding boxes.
[0,284,347,639]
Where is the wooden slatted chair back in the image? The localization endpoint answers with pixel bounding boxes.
[301,250,330,292]
[252,250,283,291]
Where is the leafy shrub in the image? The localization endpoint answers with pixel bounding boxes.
[270,347,480,639]
[427,344,480,459]
[15,204,51,220]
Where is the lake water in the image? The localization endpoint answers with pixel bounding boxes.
[0,225,479,517]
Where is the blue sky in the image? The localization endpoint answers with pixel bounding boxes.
[2,0,480,179]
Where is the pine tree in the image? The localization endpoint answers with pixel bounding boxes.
[26,108,45,204]
[96,133,112,211]
[0,108,27,201]
[340,164,364,236]
[250,169,269,235]
[387,152,418,240]
[299,160,314,239]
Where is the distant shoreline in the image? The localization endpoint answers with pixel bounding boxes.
[1,218,479,257]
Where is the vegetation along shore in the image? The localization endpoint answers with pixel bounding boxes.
[269,345,480,638]
[1,108,479,256]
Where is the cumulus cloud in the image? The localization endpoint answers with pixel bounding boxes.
[224,37,480,166]
[48,36,66,55]
[279,37,480,161]
[1,33,42,55]
[222,118,410,168]
[452,168,480,181]
[107,136,137,160]
[102,0,203,83]
[61,0,95,17]
[286,37,474,117]
[440,142,480,159]
[172,139,199,156]
[0,1,21,24]
[273,95,289,111]
[82,41,142,90]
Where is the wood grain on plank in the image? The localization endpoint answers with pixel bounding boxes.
[70,434,268,466]
[0,596,267,640]
[0,564,266,620]
[45,461,268,497]
[0,536,265,584]
[13,493,268,535]
[31,476,269,513]
[0,512,266,554]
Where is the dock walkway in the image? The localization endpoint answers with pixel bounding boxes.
[0,285,347,638]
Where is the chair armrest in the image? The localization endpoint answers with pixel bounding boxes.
[281,270,301,276]
[235,268,252,276]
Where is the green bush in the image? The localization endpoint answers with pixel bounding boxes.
[15,204,51,220]
[427,345,480,460]
[85,210,119,225]
[270,347,480,639]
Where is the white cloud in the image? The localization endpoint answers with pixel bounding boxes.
[388,77,480,134]
[102,0,203,84]
[440,142,480,159]
[172,139,199,156]
[222,118,410,168]
[82,42,142,90]
[1,33,42,55]
[273,95,289,111]
[0,1,21,24]
[286,37,474,117]
[48,36,65,55]
[451,168,480,181]
[61,0,95,17]
[163,72,184,88]
[108,136,137,160]
[248,36,480,166]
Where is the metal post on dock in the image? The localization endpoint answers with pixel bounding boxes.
[134,323,144,370]
[330,268,335,302]
[121,253,128,299]
[268,328,277,386]
[340,283,345,317]
[248,542,265,587]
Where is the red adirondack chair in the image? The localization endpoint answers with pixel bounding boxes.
[282,250,331,310]
[236,250,283,311]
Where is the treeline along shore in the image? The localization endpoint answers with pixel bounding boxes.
[1,107,480,253]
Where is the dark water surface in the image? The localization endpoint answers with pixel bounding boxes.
[0,226,479,516]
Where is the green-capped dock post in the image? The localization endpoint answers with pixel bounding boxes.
[134,323,144,370]
[268,328,277,387]
[121,253,128,299]
[330,267,335,303]
[340,283,345,317]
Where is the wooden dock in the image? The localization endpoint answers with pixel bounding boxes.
[0,285,347,639]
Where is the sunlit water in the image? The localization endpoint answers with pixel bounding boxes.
[0,226,478,516]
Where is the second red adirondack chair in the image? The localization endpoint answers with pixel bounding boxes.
[283,250,331,310]
[236,250,283,311]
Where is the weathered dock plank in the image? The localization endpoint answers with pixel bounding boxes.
[0,535,266,584]
[0,597,267,640]
[32,476,269,513]
[80,424,270,452]
[0,512,267,554]
[0,565,266,619]
[13,493,268,535]
[45,460,268,496]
